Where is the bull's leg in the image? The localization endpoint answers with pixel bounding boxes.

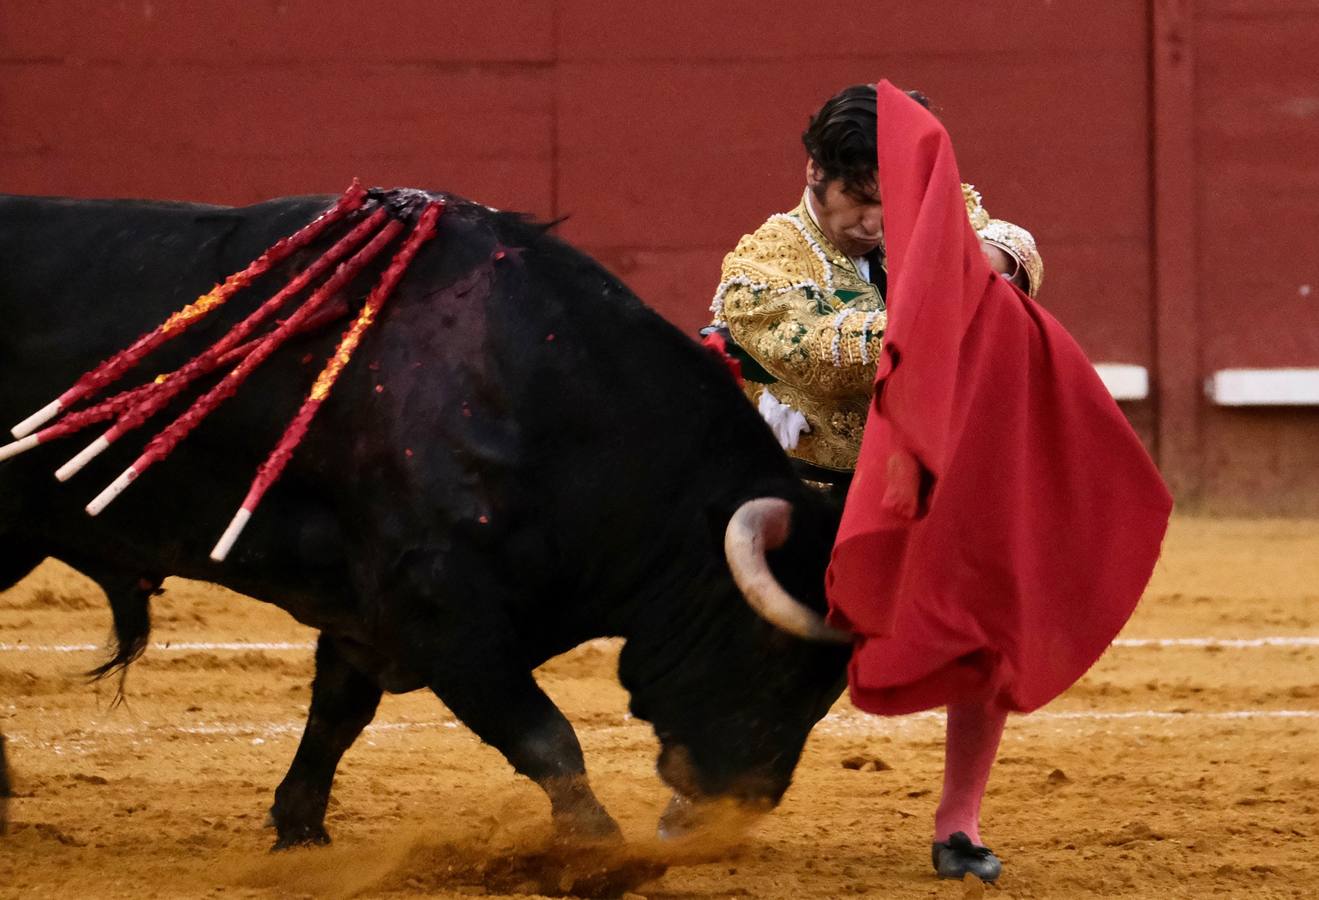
[427,647,620,844]
[270,635,381,849]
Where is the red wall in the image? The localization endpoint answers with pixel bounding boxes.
[1190,1,1319,510]
[2,1,1316,511]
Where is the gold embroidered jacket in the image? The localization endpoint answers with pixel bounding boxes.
[711,187,1041,472]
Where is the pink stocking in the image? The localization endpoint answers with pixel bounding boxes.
[933,701,1007,845]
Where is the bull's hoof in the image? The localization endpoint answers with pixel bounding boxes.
[551,807,622,847]
[271,825,331,851]
[657,794,698,841]
[657,793,758,846]
[932,832,1002,882]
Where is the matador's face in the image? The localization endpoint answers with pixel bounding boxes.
[806,161,885,259]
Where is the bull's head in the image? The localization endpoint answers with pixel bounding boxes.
[621,494,852,841]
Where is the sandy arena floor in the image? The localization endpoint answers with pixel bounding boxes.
[1,517,1316,899]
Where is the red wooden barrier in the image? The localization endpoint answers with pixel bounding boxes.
[2,1,1316,511]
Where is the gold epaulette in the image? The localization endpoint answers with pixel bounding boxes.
[963,183,991,231]
[964,182,1044,297]
[979,219,1044,297]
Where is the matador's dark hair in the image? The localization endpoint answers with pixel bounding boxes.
[802,85,933,195]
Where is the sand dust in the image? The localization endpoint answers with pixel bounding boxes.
[1,516,1316,898]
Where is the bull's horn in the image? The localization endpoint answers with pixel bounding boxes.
[725,498,852,644]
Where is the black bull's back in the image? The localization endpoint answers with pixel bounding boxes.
[0,191,848,846]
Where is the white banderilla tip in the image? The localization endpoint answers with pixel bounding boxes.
[11,399,63,439]
[0,434,39,463]
[210,508,253,562]
[55,435,112,482]
[85,467,138,516]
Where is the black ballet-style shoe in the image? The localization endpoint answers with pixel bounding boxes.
[931,831,1003,882]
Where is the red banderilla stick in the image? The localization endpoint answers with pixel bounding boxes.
[0,380,155,464]
[0,299,355,465]
[52,208,390,482]
[8,180,367,440]
[84,217,407,518]
[211,201,443,561]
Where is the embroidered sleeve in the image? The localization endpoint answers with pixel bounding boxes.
[978,218,1044,297]
[966,182,1044,297]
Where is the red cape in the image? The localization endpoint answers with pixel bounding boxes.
[826,81,1172,715]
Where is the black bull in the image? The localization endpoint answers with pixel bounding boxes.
[0,191,850,846]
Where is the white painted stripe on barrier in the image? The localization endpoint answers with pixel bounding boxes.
[1,636,1316,654]
[1206,367,1319,406]
[1094,363,1150,401]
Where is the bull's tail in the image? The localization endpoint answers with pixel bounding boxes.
[85,576,158,703]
